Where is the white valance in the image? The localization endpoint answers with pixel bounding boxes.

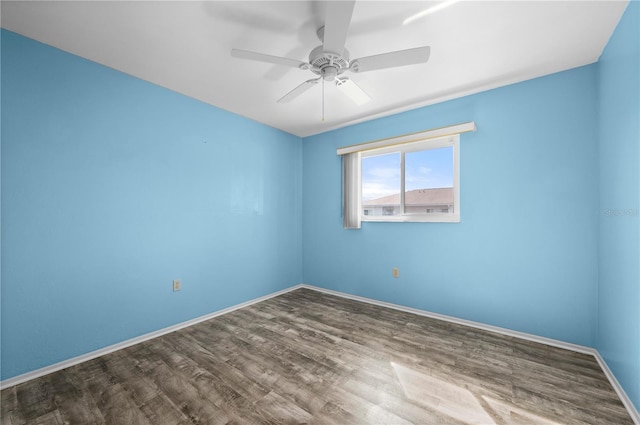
[336,121,476,156]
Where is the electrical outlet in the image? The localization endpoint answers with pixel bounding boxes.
[173,279,181,292]
[392,268,400,278]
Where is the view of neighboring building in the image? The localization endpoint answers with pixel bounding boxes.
[363,187,454,216]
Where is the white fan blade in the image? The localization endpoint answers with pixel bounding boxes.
[336,78,371,106]
[323,0,356,55]
[231,49,308,69]
[350,46,430,73]
[277,78,320,103]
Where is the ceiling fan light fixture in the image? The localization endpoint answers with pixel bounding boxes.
[322,66,339,81]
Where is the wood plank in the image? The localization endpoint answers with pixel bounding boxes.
[49,369,106,425]
[14,377,55,421]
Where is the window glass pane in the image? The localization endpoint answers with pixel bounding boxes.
[405,146,454,214]
[362,152,400,217]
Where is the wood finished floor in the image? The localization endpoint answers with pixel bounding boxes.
[1,288,634,425]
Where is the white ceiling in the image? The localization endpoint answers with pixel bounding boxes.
[1,1,628,137]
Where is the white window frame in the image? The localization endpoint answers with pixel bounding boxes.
[338,122,475,229]
[360,135,460,223]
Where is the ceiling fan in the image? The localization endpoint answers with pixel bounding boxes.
[230,1,430,107]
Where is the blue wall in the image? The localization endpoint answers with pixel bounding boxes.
[597,1,640,411]
[303,65,599,347]
[0,30,303,380]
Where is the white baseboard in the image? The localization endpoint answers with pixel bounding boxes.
[2,283,638,424]
[0,284,304,390]
[593,350,640,425]
[300,284,640,425]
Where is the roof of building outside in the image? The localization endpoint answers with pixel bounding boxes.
[363,188,454,207]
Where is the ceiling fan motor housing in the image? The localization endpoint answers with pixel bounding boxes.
[309,45,350,80]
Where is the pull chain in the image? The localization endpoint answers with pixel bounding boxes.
[321,78,325,122]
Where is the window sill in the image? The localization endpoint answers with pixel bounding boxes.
[361,214,460,223]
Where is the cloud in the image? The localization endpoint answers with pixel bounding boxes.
[366,167,400,179]
[406,175,434,185]
[362,164,401,200]
[362,182,399,201]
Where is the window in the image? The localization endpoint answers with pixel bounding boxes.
[383,206,396,216]
[360,135,460,223]
[339,122,474,228]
